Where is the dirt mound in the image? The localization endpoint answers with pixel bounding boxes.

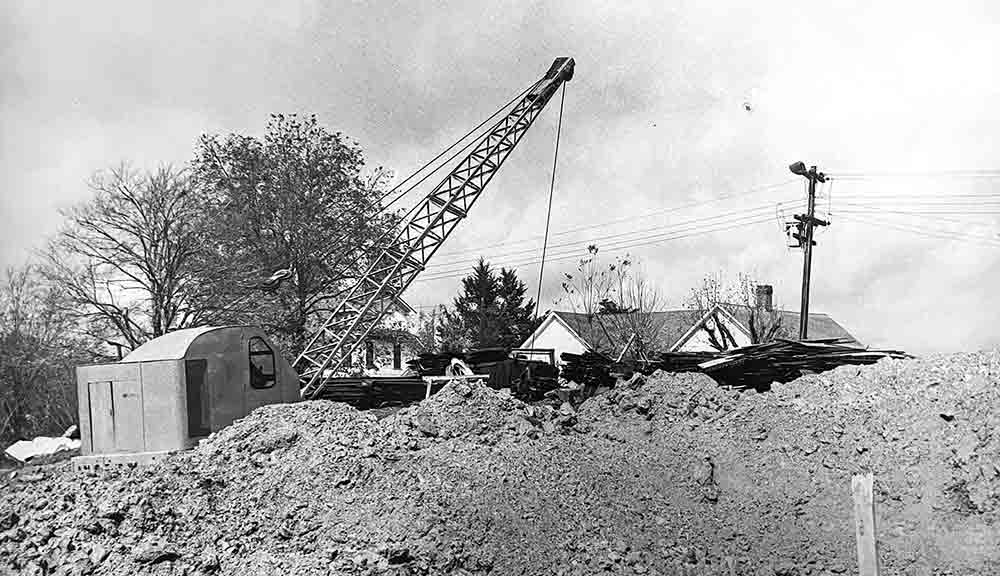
[2,354,999,575]
[395,378,576,443]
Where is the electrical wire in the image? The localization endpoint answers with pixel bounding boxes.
[427,202,804,269]
[828,170,1000,180]
[433,179,801,258]
[415,211,782,282]
[837,213,1000,247]
[415,216,778,283]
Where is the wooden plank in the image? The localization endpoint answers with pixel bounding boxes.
[852,472,880,576]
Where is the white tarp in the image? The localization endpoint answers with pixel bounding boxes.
[4,435,81,463]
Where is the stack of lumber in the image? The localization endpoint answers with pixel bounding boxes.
[466,348,510,364]
[656,338,909,391]
[560,351,615,390]
[312,376,444,409]
[407,352,465,376]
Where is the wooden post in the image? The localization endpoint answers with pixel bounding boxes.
[851,472,880,576]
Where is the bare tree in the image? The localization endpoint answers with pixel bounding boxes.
[556,247,667,357]
[603,267,669,360]
[685,272,787,350]
[0,265,100,442]
[44,165,201,350]
[555,245,620,352]
[556,245,617,317]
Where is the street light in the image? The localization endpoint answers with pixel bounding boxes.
[788,161,808,176]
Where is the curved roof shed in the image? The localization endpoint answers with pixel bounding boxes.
[76,326,299,463]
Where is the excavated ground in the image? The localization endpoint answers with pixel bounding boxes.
[2,352,999,575]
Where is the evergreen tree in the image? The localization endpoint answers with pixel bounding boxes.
[437,259,536,350]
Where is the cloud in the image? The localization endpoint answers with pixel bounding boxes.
[3,0,1000,353]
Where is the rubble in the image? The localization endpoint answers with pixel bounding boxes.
[1,352,999,574]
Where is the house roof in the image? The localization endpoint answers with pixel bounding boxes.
[552,310,702,354]
[546,306,859,354]
[728,307,859,344]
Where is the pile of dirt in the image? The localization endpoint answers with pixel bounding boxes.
[1,354,999,575]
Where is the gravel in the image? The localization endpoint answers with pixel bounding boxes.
[2,351,999,575]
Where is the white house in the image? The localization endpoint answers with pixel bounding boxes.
[520,287,857,364]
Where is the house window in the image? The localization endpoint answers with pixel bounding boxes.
[249,337,276,389]
[393,342,401,370]
[365,341,375,369]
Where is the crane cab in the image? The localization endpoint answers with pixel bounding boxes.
[73,325,299,471]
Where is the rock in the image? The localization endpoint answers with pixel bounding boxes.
[96,502,124,524]
[134,542,180,564]
[198,546,220,572]
[352,549,387,569]
[415,414,439,437]
[89,543,108,565]
[0,511,18,531]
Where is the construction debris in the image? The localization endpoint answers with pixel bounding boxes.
[309,376,446,408]
[2,351,998,575]
[409,349,559,400]
[667,338,910,390]
[559,351,615,393]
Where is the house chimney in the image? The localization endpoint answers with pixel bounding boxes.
[755,284,773,311]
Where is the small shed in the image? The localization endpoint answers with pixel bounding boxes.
[75,326,298,466]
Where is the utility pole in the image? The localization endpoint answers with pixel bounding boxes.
[788,161,828,340]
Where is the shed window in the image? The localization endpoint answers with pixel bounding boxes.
[185,359,210,437]
[249,337,276,389]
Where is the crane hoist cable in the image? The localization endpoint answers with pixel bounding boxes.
[530,82,566,348]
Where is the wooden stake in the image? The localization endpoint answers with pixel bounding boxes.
[852,472,880,576]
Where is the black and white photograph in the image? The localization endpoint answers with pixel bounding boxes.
[2,2,999,574]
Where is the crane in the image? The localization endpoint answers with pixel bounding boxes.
[294,57,575,399]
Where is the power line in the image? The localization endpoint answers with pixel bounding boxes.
[433,179,802,258]
[417,215,778,282]
[427,202,803,270]
[415,212,781,283]
[837,213,1000,247]
[828,170,1000,180]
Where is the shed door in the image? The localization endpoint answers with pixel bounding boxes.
[112,381,144,452]
[88,382,114,453]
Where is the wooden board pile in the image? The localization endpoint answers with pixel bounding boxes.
[312,376,444,409]
[560,351,615,391]
[655,338,909,391]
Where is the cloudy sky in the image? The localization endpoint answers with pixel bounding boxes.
[3,1,999,354]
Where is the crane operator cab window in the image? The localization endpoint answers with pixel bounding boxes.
[249,337,276,389]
